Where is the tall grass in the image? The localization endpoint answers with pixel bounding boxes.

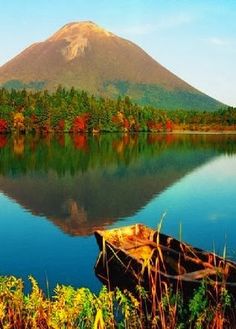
[93,222,236,328]
[0,275,234,328]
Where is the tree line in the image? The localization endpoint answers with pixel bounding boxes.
[0,86,235,133]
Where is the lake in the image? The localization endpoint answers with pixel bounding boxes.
[0,133,236,293]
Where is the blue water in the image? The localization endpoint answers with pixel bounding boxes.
[0,192,100,292]
[0,133,236,293]
[114,155,236,257]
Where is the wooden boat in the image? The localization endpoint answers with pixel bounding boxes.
[94,224,236,297]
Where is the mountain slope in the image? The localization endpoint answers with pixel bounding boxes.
[0,21,224,110]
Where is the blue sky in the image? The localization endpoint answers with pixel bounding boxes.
[0,0,235,105]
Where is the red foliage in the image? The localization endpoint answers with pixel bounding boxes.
[112,113,132,131]
[57,119,65,132]
[0,119,8,133]
[147,121,163,132]
[166,120,173,131]
[123,118,130,129]
[72,114,89,133]
[0,135,7,148]
[112,112,124,125]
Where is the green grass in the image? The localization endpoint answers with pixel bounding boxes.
[103,80,224,111]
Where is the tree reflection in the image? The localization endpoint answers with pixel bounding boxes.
[0,135,7,149]
[72,134,88,151]
[0,133,236,236]
[13,135,25,155]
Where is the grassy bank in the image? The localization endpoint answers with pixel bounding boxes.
[0,275,234,328]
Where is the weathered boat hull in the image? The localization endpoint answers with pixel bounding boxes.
[94,224,236,297]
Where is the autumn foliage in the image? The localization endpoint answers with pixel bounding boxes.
[0,275,233,329]
[72,114,89,133]
[166,119,173,131]
[13,112,25,132]
[0,119,8,133]
[147,120,163,132]
[0,87,235,134]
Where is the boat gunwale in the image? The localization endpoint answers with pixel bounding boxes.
[95,224,236,287]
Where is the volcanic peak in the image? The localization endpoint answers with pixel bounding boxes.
[48,21,114,61]
[49,21,113,42]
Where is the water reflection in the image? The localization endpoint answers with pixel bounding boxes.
[0,133,236,236]
[13,135,25,155]
[0,135,7,149]
[73,134,88,151]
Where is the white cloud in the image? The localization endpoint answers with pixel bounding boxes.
[208,37,230,46]
[202,36,236,48]
[121,23,157,36]
[157,13,194,30]
[120,13,195,36]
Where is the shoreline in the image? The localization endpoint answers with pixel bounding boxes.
[2,126,236,136]
[170,130,236,135]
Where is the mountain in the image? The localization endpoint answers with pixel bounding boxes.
[0,21,224,111]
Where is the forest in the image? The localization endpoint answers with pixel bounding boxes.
[0,86,236,134]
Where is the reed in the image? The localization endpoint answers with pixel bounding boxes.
[138,229,235,328]
[94,223,236,328]
[0,274,234,328]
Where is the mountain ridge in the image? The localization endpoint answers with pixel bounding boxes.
[0,21,225,111]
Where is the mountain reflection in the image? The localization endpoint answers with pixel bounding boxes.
[0,133,236,236]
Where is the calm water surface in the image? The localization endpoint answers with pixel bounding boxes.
[0,133,236,293]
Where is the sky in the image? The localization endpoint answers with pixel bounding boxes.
[0,0,235,106]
